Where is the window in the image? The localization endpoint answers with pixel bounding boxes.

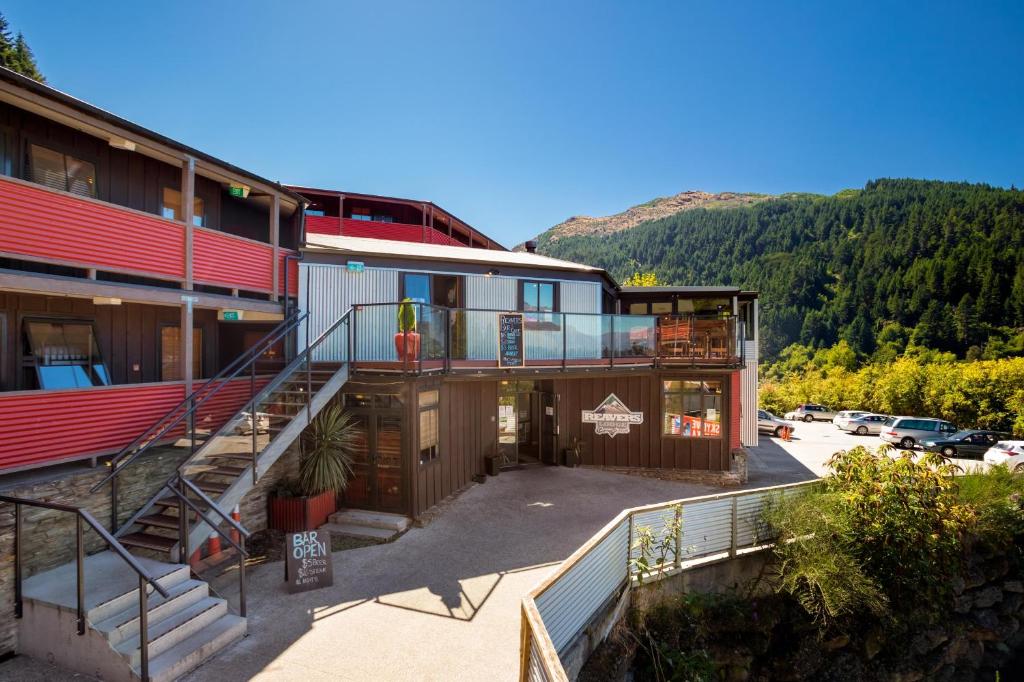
[663,379,722,438]
[0,129,12,177]
[520,280,558,330]
[24,320,110,389]
[418,390,439,464]
[651,302,673,314]
[160,327,202,381]
[29,144,96,197]
[402,273,431,303]
[628,303,648,315]
[161,187,206,226]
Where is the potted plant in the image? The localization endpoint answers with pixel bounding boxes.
[394,298,420,363]
[268,405,357,532]
[562,436,583,468]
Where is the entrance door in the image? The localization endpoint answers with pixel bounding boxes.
[497,390,518,467]
[539,392,559,465]
[343,410,406,513]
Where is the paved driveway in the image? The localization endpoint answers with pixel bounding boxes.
[184,467,718,682]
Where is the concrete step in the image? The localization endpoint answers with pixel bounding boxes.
[94,579,209,646]
[319,522,398,543]
[116,596,227,667]
[23,552,190,624]
[328,509,411,533]
[145,614,247,682]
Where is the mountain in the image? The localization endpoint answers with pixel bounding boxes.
[520,191,771,250]
[531,179,1024,362]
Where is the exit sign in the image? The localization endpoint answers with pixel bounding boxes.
[229,184,250,198]
[347,261,365,273]
[222,310,241,321]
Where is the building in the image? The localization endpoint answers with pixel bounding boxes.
[0,66,758,680]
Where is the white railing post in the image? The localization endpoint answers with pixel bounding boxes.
[674,504,683,569]
[729,497,739,557]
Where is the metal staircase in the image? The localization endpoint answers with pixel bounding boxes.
[0,308,353,681]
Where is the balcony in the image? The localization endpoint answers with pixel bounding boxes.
[337,303,744,374]
[306,215,465,247]
[0,174,298,298]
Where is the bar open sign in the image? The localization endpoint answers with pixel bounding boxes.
[284,530,333,593]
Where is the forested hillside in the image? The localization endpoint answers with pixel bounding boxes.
[537,179,1024,360]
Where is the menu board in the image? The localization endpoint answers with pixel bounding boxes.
[498,313,525,368]
[284,530,334,593]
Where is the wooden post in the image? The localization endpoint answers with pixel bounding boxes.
[429,205,434,242]
[181,156,195,292]
[421,202,427,242]
[338,194,345,234]
[181,295,196,398]
[270,193,280,302]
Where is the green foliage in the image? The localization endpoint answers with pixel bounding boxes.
[622,271,663,287]
[298,404,358,496]
[396,297,417,332]
[768,446,974,629]
[956,466,1024,547]
[0,13,45,82]
[629,504,682,582]
[537,179,1024,360]
[760,349,1024,435]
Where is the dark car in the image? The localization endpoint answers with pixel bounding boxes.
[920,430,1007,459]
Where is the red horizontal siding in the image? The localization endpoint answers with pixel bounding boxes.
[306,215,341,236]
[730,372,741,451]
[341,218,465,246]
[193,228,275,293]
[279,249,299,297]
[0,175,185,278]
[0,377,269,472]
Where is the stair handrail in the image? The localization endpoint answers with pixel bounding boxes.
[0,494,170,682]
[91,310,307,493]
[112,308,354,540]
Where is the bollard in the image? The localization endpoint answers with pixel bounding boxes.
[207,530,222,557]
[230,504,241,546]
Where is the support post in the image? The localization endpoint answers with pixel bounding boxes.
[627,512,635,577]
[110,475,118,534]
[674,504,683,569]
[178,482,188,565]
[270,193,280,302]
[181,156,195,291]
[139,575,149,682]
[76,515,85,635]
[14,504,21,618]
[729,497,738,558]
[180,295,196,418]
[238,535,247,617]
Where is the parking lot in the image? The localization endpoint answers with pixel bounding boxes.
[747,418,989,483]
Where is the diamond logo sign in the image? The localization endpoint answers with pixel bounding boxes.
[581,393,644,438]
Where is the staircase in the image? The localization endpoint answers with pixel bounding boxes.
[321,509,411,543]
[20,552,244,682]
[6,309,353,681]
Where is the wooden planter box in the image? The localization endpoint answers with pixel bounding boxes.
[268,490,337,532]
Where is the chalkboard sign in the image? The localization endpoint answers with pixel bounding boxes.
[498,313,525,368]
[284,530,334,593]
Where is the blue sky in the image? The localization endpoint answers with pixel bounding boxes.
[6,1,1023,246]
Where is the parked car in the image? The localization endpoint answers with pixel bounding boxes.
[833,410,869,429]
[982,441,1024,470]
[879,417,958,449]
[758,410,796,437]
[921,430,1007,459]
[840,413,890,435]
[784,404,837,422]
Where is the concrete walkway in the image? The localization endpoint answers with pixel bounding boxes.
[180,467,718,682]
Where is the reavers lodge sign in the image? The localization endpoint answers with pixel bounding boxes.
[582,393,644,438]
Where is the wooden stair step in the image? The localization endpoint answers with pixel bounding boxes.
[119,532,177,553]
[137,513,180,530]
[203,452,254,461]
[193,480,229,495]
[205,465,247,477]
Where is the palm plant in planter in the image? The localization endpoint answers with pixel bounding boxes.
[269,405,358,532]
[394,298,420,363]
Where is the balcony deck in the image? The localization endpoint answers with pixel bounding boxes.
[306,215,465,246]
[0,175,297,298]
[315,303,745,376]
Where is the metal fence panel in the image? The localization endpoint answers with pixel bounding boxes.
[681,498,734,558]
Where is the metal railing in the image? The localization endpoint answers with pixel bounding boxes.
[349,303,745,374]
[0,494,171,682]
[91,310,307,528]
[519,480,816,682]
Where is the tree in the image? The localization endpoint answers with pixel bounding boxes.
[911,301,955,351]
[0,13,45,82]
[0,13,13,66]
[622,271,662,287]
[953,293,979,350]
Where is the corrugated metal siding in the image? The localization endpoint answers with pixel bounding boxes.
[741,339,759,446]
[559,281,601,314]
[341,218,464,246]
[527,633,552,682]
[279,249,299,297]
[465,275,518,360]
[193,228,276,293]
[534,518,628,654]
[0,377,262,472]
[300,264,399,361]
[306,215,341,235]
[0,174,185,279]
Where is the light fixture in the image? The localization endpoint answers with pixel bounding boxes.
[485,269,500,277]
[108,136,136,151]
[229,183,251,199]
[92,296,122,306]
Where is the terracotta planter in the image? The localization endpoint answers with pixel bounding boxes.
[268,490,337,532]
[394,331,421,362]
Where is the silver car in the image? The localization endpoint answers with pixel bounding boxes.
[833,410,869,429]
[840,413,889,435]
[784,403,837,422]
[758,410,795,437]
[879,416,958,449]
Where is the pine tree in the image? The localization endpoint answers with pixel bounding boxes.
[0,13,13,68]
[11,33,44,82]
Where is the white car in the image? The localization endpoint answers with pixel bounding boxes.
[982,441,1024,471]
[833,410,869,430]
[840,413,890,435]
[758,410,796,437]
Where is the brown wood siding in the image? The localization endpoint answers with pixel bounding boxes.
[553,372,733,472]
[410,378,497,517]
[0,292,219,391]
[0,101,289,245]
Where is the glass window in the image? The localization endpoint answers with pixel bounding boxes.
[651,302,673,314]
[29,144,96,197]
[160,327,202,381]
[24,320,110,389]
[663,379,722,438]
[628,303,648,315]
[419,389,440,464]
[403,273,430,304]
[350,208,372,221]
[521,281,555,313]
[161,187,206,226]
[0,130,11,176]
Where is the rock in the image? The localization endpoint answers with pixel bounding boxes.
[996,615,1019,640]
[983,557,1009,581]
[865,627,883,660]
[953,594,972,614]
[943,635,969,664]
[963,639,985,668]
[950,575,966,596]
[726,665,750,682]
[999,592,1023,615]
[972,586,1003,609]
[965,568,987,590]
[1004,580,1024,593]
[911,628,948,655]
[889,672,925,682]
[823,634,850,651]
